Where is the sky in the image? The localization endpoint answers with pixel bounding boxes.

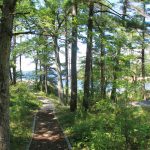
[16,56,35,72]
[16,41,87,72]
[16,0,150,72]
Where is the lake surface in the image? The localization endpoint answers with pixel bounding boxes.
[22,71,150,92]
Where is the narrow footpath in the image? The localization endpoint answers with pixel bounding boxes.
[28,96,71,150]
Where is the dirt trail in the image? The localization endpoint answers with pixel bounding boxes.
[131,100,150,107]
[28,96,71,150]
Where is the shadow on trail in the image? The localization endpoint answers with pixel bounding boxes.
[29,109,69,150]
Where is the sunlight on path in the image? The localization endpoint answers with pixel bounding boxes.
[27,95,71,150]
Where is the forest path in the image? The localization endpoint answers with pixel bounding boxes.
[131,100,150,107]
[28,95,71,150]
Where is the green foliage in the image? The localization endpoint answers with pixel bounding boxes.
[10,83,42,150]
[56,99,150,150]
[8,0,150,149]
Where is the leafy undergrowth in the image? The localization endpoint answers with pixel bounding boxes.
[10,83,42,150]
[55,99,150,150]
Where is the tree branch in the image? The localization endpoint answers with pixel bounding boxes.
[13,31,36,36]
[57,9,71,30]
[94,10,123,19]
[14,12,30,16]
[13,30,58,37]
[94,1,122,18]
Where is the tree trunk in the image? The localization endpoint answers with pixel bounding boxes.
[70,1,78,112]
[142,2,146,99]
[35,60,38,82]
[0,0,17,149]
[12,55,16,85]
[65,14,69,104]
[142,32,145,78]
[35,51,38,89]
[39,60,43,91]
[111,0,127,102]
[100,33,106,99]
[12,27,16,85]
[122,0,128,21]
[141,2,146,77]
[90,53,94,97]
[98,5,106,100]
[19,54,22,81]
[111,44,121,102]
[54,36,64,103]
[41,49,46,92]
[111,67,117,102]
[83,1,94,110]
[44,65,48,94]
[9,68,13,83]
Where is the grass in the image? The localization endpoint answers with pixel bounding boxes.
[10,83,42,150]
[10,85,150,150]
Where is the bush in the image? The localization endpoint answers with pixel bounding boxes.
[57,99,150,150]
[10,82,41,150]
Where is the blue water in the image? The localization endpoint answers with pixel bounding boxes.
[62,80,83,90]
[22,71,150,92]
[145,83,150,90]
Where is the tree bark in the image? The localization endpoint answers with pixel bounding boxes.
[42,49,47,93]
[12,27,17,85]
[90,52,94,97]
[65,14,69,104]
[100,5,106,99]
[83,1,94,110]
[39,60,43,91]
[111,65,117,102]
[19,54,22,81]
[111,0,127,102]
[9,68,13,83]
[35,51,39,89]
[54,36,64,103]
[142,2,145,78]
[44,65,48,94]
[142,2,146,99]
[70,1,78,112]
[0,0,17,149]
[122,0,128,21]
[35,59,38,83]
[100,32,106,99]
[12,56,16,85]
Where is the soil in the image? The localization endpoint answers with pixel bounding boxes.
[28,97,70,150]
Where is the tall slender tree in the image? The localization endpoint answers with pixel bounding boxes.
[141,1,146,99]
[100,5,106,99]
[0,0,17,149]
[12,34,17,85]
[35,51,39,86]
[65,11,69,103]
[141,2,146,78]
[19,36,23,81]
[111,0,128,102]
[70,0,78,111]
[83,0,94,110]
[53,35,64,102]
[19,54,22,81]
